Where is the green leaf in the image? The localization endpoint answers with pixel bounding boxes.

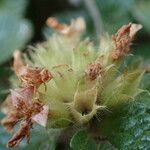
[132,1,150,33]
[100,93,150,150]
[96,0,133,33]
[98,141,116,150]
[0,0,32,64]
[70,130,97,150]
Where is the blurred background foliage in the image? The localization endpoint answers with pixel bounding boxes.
[0,0,149,149]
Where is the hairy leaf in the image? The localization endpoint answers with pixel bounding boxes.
[100,93,150,150]
[70,130,97,150]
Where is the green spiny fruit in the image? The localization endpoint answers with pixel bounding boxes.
[1,17,144,147]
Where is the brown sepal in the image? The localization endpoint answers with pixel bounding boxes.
[7,119,33,148]
[85,63,103,80]
[112,23,142,61]
[13,50,53,90]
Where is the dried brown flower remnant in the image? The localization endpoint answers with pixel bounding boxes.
[32,105,49,127]
[7,101,45,147]
[3,87,48,147]
[46,17,65,32]
[7,90,45,147]
[13,50,53,89]
[6,103,45,148]
[20,67,52,89]
[46,17,85,36]
[2,50,52,147]
[85,63,103,80]
[7,119,33,148]
[10,87,44,119]
[10,86,34,108]
[112,23,142,60]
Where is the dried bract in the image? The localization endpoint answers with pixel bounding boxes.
[112,23,142,60]
[46,17,85,37]
[32,105,49,127]
[85,63,103,80]
[7,119,33,148]
[6,94,45,147]
[13,50,52,89]
[1,50,52,148]
[10,86,34,108]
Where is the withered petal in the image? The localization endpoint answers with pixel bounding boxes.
[32,105,49,127]
[129,24,142,38]
[7,120,33,148]
[111,23,142,61]
[46,17,85,36]
[13,50,52,88]
[10,86,34,108]
[85,63,103,80]
[46,17,66,32]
